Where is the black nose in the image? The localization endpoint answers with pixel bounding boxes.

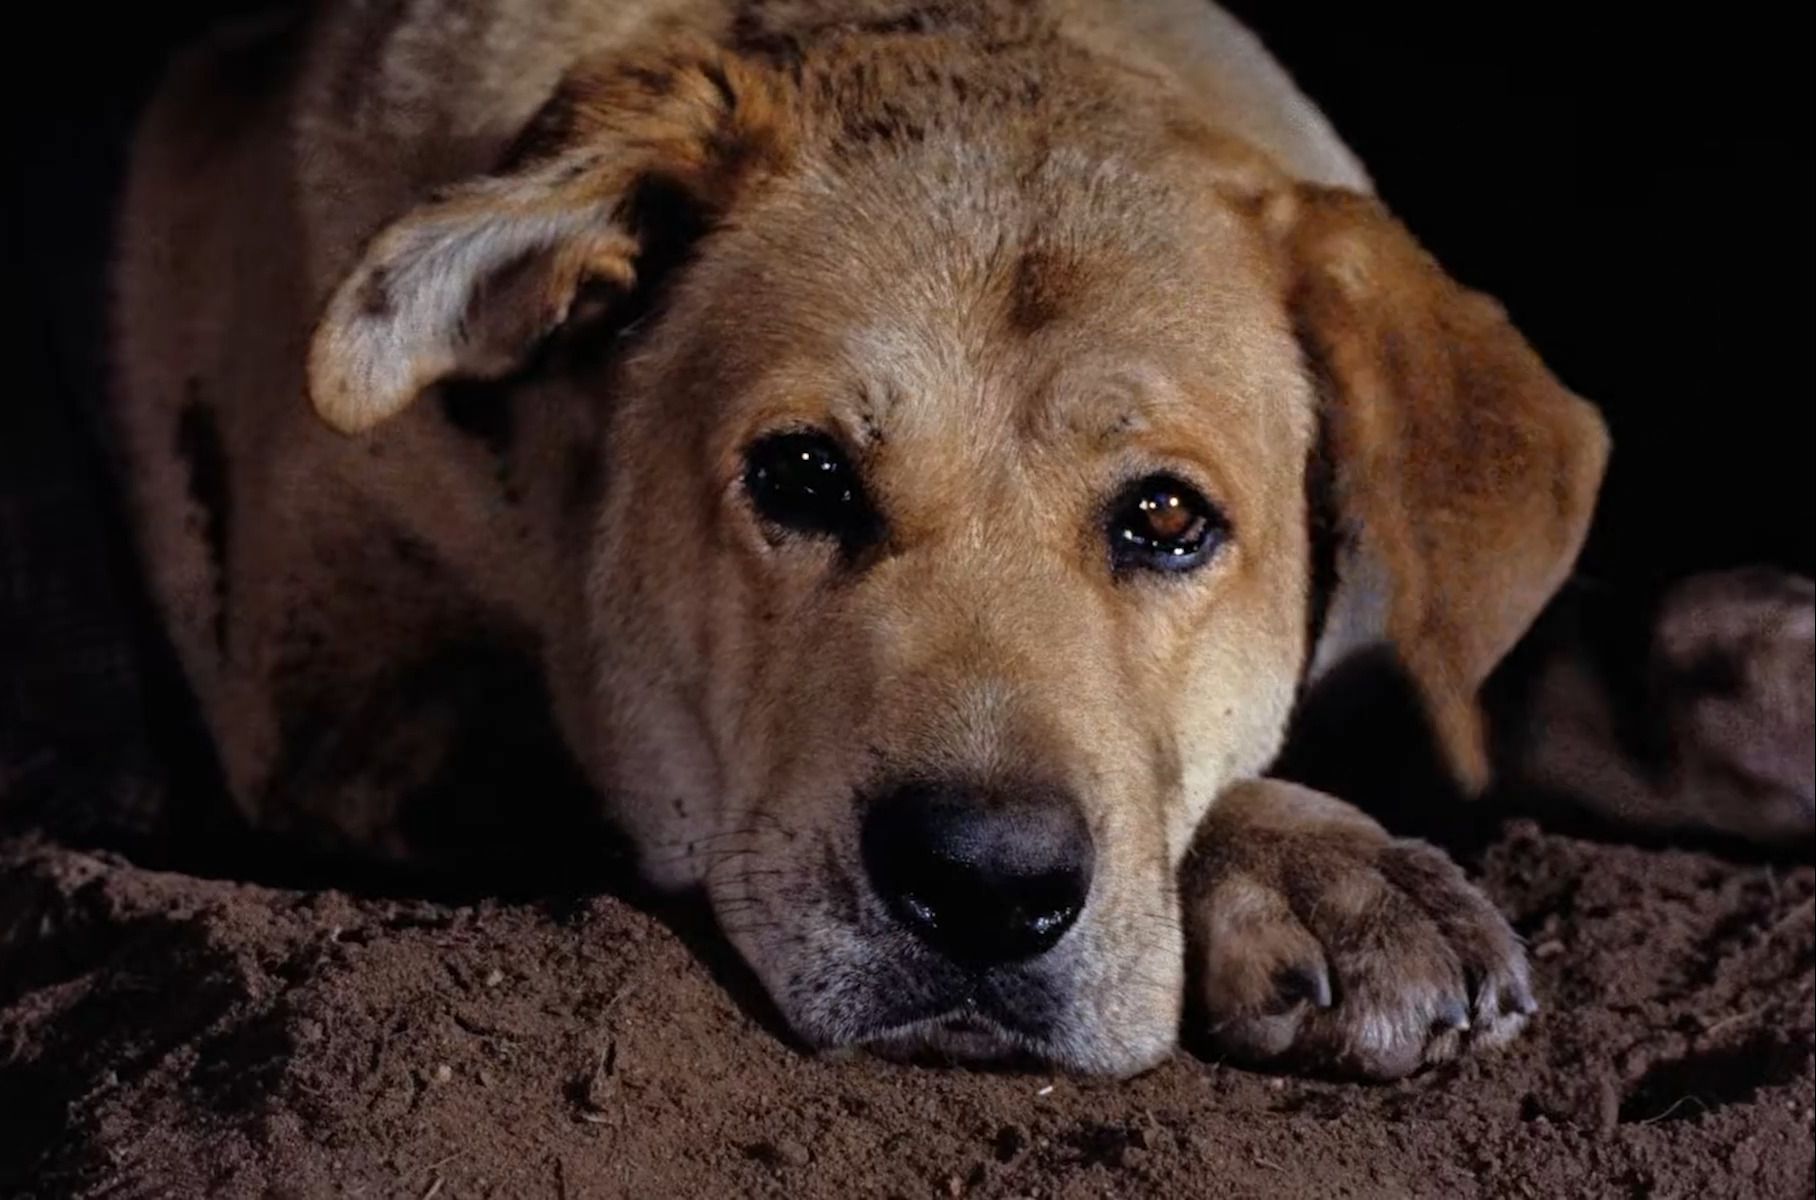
[860,778,1094,967]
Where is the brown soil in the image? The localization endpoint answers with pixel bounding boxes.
[2,819,1811,1200]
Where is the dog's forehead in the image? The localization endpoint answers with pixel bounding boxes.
[698,126,1296,458]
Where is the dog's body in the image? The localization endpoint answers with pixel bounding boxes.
[112,0,1618,1077]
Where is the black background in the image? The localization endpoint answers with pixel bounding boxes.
[1226,3,1814,588]
[1,3,1810,833]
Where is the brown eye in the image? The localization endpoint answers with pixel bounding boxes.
[1106,474,1227,575]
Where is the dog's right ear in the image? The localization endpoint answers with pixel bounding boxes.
[1271,186,1610,791]
[307,45,794,434]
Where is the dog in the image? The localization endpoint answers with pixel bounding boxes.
[108,0,1625,1079]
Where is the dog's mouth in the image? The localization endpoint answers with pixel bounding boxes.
[858,1004,1041,1065]
[842,976,1068,1067]
[719,812,1180,1075]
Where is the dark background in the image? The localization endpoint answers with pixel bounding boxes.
[2,2,1810,849]
[1228,3,1814,587]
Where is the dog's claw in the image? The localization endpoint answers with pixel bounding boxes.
[1269,963,1333,1013]
[1431,996,1470,1033]
[1497,980,1539,1018]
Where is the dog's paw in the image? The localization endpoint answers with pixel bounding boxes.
[1182,787,1532,1080]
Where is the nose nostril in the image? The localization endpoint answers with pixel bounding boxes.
[860,779,1094,968]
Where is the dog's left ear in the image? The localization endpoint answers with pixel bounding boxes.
[1277,186,1610,789]
[308,44,793,433]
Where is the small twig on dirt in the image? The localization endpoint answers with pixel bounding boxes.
[1637,1095,1707,1125]
[576,1038,620,1115]
[420,1151,465,1176]
[1766,897,1814,940]
[1252,1152,1283,1171]
[418,1177,445,1200]
[555,1155,571,1200]
[591,1040,618,1084]
[597,979,639,1019]
[1701,1005,1767,1037]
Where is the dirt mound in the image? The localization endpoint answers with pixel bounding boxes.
[2,820,1810,1199]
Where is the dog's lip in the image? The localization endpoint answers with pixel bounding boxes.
[859,1009,1020,1058]
[936,1011,997,1036]
[849,995,1051,1058]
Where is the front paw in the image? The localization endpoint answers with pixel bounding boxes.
[1181,782,1533,1080]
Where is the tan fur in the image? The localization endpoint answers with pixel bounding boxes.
[112,0,1607,1075]
[1281,186,1611,789]
[1182,779,1534,1079]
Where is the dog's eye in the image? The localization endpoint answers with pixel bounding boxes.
[1106,475,1227,574]
[743,431,878,546]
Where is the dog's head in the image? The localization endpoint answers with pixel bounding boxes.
[308,21,1606,1074]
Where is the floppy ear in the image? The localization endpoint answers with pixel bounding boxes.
[307,45,793,433]
[1282,186,1610,790]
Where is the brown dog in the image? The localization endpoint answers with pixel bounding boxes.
[112,0,1613,1078]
